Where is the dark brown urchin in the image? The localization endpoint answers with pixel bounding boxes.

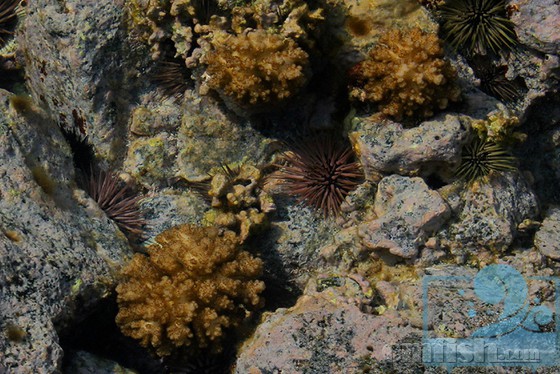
[439,0,517,55]
[152,60,191,100]
[0,0,20,48]
[455,137,516,183]
[276,135,363,217]
[472,61,522,102]
[84,168,146,240]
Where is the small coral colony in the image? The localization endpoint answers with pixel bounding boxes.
[36,0,521,362]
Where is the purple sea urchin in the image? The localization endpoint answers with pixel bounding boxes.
[276,135,363,217]
[152,60,191,100]
[85,168,146,240]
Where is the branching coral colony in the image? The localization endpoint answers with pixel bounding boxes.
[348,27,461,121]
[202,163,275,243]
[115,224,265,357]
[201,29,309,111]
[125,0,338,113]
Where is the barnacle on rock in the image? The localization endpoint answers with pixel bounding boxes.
[115,224,265,357]
[201,29,309,111]
[348,27,460,121]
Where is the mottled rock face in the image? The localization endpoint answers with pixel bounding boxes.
[21,0,137,163]
[235,289,419,373]
[535,207,560,260]
[350,114,468,179]
[512,0,560,55]
[0,91,131,373]
[440,173,539,255]
[359,175,451,259]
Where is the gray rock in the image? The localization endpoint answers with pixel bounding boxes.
[358,175,451,259]
[63,351,137,374]
[440,173,539,254]
[20,0,140,163]
[0,91,131,373]
[235,282,420,373]
[349,114,468,180]
[256,200,339,292]
[535,207,560,260]
[512,0,560,55]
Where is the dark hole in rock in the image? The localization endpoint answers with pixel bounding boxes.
[58,295,165,374]
[423,173,447,190]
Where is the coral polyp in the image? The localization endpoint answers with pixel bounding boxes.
[439,0,517,55]
[276,135,363,217]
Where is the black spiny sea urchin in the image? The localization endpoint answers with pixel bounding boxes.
[152,60,191,100]
[0,0,20,47]
[439,0,517,55]
[456,137,516,183]
[472,61,522,102]
[85,168,146,240]
[276,135,363,217]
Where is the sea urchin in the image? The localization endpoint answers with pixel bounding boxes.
[84,168,146,240]
[0,0,20,48]
[455,137,516,183]
[276,135,363,217]
[439,0,517,55]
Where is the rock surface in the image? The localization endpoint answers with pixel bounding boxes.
[512,0,560,55]
[63,351,136,374]
[350,114,468,179]
[359,175,451,259]
[0,92,131,372]
[235,278,420,373]
[440,173,539,255]
[20,0,138,163]
[534,207,560,260]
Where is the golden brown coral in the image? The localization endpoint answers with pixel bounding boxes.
[202,29,309,110]
[348,27,461,121]
[115,224,265,357]
[203,163,275,242]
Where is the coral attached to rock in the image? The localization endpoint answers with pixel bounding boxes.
[203,163,275,242]
[202,29,309,110]
[115,224,265,357]
[349,27,460,121]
